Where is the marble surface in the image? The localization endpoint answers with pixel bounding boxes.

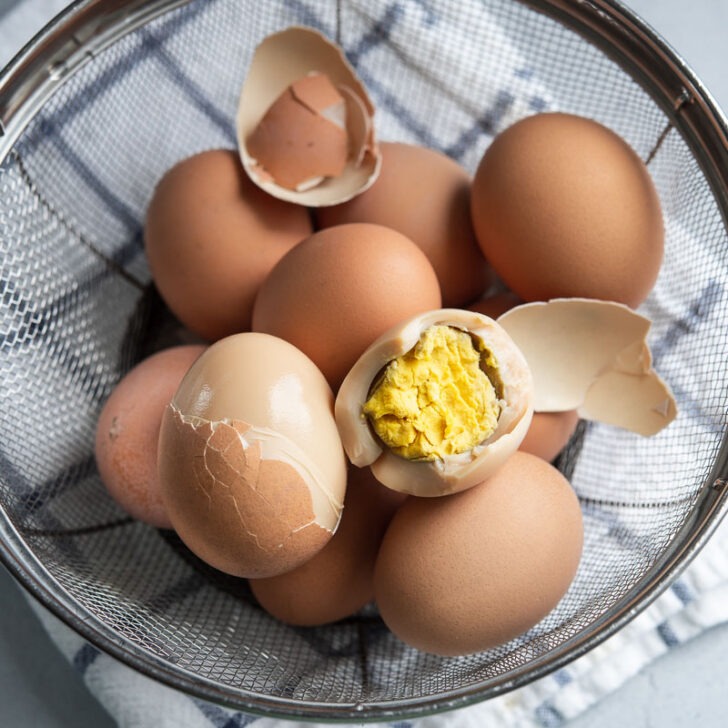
[1,1,728,726]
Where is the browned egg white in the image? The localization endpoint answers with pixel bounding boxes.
[157,332,347,579]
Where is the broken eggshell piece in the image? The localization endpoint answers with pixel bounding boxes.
[497,298,677,435]
[335,309,534,497]
[236,26,380,206]
[158,332,347,578]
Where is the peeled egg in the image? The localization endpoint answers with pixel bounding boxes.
[252,223,442,390]
[470,113,664,307]
[374,451,584,656]
[95,345,205,529]
[157,332,347,578]
[249,464,406,626]
[316,142,493,307]
[144,149,312,342]
[335,308,534,496]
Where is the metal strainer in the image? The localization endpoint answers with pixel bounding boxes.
[1,0,728,721]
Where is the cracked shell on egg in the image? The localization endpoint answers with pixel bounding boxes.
[158,332,347,578]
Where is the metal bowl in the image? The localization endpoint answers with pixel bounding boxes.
[1,0,727,721]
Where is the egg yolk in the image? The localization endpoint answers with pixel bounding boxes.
[362,325,501,460]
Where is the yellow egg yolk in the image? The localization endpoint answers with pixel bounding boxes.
[362,325,500,460]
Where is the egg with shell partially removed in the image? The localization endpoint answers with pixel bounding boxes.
[157,332,347,579]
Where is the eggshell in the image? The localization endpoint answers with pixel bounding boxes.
[237,26,380,206]
[498,298,677,435]
[94,345,205,528]
[316,142,493,306]
[335,308,534,496]
[144,149,312,342]
[468,294,579,460]
[157,332,347,578]
[252,223,442,390]
[470,112,664,308]
[246,73,348,191]
[249,465,406,626]
[374,451,584,656]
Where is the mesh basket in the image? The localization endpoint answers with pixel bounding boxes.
[1,0,728,721]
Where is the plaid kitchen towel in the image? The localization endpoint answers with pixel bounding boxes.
[2,0,728,726]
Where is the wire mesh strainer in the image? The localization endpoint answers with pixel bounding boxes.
[1,0,728,721]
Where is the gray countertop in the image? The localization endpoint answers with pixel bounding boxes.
[1,1,728,726]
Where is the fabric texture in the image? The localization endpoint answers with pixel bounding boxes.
[2,0,728,727]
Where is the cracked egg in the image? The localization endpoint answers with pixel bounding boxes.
[157,332,347,578]
[334,309,535,497]
[236,26,380,206]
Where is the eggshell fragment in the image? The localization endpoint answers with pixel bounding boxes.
[373,452,584,656]
[335,308,534,496]
[249,465,406,626]
[498,298,677,435]
[237,26,381,206]
[157,332,347,578]
[95,345,205,528]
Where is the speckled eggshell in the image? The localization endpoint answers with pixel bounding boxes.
[249,464,407,626]
[316,142,493,307]
[374,451,583,656]
[470,113,664,308]
[157,332,348,579]
[252,223,442,390]
[144,149,312,342]
[94,345,206,529]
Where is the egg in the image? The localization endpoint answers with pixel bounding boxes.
[144,149,312,342]
[157,332,347,578]
[335,308,534,496]
[316,142,493,307]
[470,113,664,307]
[374,451,584,656]
[252,223,442,390]
[249,465,406,626]
[94,345,205,529]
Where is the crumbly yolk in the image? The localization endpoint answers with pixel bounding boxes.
[362,325,500,460]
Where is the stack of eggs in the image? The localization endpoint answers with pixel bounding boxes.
[94,27,675,656]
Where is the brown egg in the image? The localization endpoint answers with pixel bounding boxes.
[252,223,442,390]
[374,451,583,656]
[157,332,347,578]
[144,149,312,341]
[249,465,406,626]
[94,345,205,528]
[317,142,492,307]
[520,410,580,462]
[470,113,664,308]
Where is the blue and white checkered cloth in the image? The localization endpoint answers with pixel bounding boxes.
[3,0,728,726]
